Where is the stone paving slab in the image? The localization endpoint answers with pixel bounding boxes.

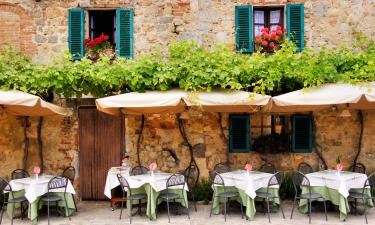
[2,201,375,225]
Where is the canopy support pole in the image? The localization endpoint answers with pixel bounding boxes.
[37,117,44,173]
[136,115,145,167]
[352,110,364,168]
[22,116,30,170]
[312,114,328,170]
[217,113,229,164]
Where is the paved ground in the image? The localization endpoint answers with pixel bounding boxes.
[2,201,375,225]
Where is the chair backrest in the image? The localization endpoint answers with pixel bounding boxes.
[259,163,276,173]
[47,176,68,193]
[297,162,313,174]
[11,169,30,180]
[117,174,131,196]
[0,177,11,193]
[184,164,199,189]
[166,173,185,188]
[266,171,283,193]
[364,172,375,190]
[349,163,366,174]
[213,163,231,174]
[291,171,311,195]
[62,166,76,184]
[131,165,149,176]
[211,172,227,193]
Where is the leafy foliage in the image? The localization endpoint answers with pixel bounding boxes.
[191,178,213,204]
[0,35,375,99]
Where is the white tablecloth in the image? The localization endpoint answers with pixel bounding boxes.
[305,170,368,197]
[219,170,276,198]
[7,175,76,203]
[104,167,188,199]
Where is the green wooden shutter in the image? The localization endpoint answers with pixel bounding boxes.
[229,114,251,153]
[287,4,304,51]
[116,8,134,58]
[68,8,85,60]
[235,5,253,53]
[292,115,312,153]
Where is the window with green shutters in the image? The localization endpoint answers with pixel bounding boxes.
[287,4,305,51]
[235,5,253,53]
[292,115,312,153]
[68,8,85,60]
[229,114,251,153]
[116,8,134,58]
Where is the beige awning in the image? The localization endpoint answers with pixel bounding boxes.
[0,90,73,116]
[184,90,271,112]
[270,82,375,112]
[96,89,271,115]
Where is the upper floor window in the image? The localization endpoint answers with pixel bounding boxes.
[89,10,116,47]
[253,7,284,37]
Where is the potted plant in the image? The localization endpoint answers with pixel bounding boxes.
[84,33,113,61]
[255,26,287,53]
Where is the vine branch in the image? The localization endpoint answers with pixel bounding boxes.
[37,117,44,173]
[217,113,229,164]
[22,116,30,170]
[136,115,145,167]
[312,114,328,170]
[352,110,364,167]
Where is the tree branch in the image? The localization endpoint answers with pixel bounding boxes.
[23,116,30,170]
[352,110,364,167]
[136,115,145,166]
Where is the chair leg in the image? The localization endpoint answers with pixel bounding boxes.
[363,198,368,224]
[279,198,285,219]
[224,197,227,222]
[263,199,266,215]
[266,199,271,223]
[240,200,243,219]
[73,196,78,212]
[119,198,124,220]
[354,198,357,215]
[323,199,327,221]
[129,199,133,224]
[183,196,190,219]
[64,196,71,221]
[227,199,231,215]
[0,201,5,224]
[192,193,197,212]
[47,201,50,225]
[166,199,170,223]
[290,197,296,219]
[209,197,214,217]
[308,199,312,224]
[11,202,14,225]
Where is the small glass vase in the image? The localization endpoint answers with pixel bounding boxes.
[35,174,39,181]
[151,171,155,177]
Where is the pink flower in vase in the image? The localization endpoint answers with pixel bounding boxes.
[336,163,344,172]
[149,163,157,171]
[244,163,253,172]
[33,166,41,175]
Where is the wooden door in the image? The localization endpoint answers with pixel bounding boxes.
[79,107,124,200]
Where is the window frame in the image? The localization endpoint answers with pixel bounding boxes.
[228,114,251,153]
[253,6,285,38]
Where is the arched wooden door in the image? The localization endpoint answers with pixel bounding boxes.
[78,107,125,200]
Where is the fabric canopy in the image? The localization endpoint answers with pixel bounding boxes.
[270,82,375,112]
[96,89,271,115]
[0,90,73,116]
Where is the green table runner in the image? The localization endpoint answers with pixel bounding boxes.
[211,186,280,220]
[126,184,188,220]
[299,187,373,221]
[6,191,76,225]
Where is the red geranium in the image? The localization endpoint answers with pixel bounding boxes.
[84,33,112,57]
[255,26,287,52]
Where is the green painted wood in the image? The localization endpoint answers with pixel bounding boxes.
[229,114,251,153]
[235,5,253,53]
[287,4,304,51]
[292,115,312,153]
[68,8,85,60]
[116,8,134,58]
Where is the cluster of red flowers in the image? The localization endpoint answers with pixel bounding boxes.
[84,33,110,48]
[255,26,287,49]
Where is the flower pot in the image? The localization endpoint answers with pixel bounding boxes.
[88,52,99,61]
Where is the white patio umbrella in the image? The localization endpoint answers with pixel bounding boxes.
[0,90,73,116]
[270,82,375,112]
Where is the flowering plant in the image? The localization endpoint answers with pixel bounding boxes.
[33,166,41,175]
[244,163,253,172]
[255,26,287,52]
[84,33,112,56]
[336,156,343,171]
[149,162,157,171]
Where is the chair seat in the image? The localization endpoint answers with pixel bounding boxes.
[128,193,147,200]
[8,196,27,203]
[159,193,180,200]
[300,193,322,199]
[349,192,371,199]
[41,194,62,202]
[256,192,273,199]
[217,191,239,198]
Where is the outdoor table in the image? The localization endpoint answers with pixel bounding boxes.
[5,175,76,225]
[299,170,373,221]
[104,168,188,220]
[212,170,280,220]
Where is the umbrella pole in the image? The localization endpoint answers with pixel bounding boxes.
[352,110,364,168]
[22,116,30,170]
[37,117,44,173]
[136,115,145,167]
[217,113,229,164]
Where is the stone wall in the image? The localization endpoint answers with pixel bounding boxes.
[0,0,373,63]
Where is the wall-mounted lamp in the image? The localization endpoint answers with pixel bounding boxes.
[339,109,351,117]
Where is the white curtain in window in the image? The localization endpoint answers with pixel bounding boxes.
[270,10,281,30]
[254,10,265,36]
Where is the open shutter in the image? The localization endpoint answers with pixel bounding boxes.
[116,8,133,58]
[287,4,304,51]
[292,115,312,153]
[235,5,253,53]
[229,114,251,153]
[68,8,85,60]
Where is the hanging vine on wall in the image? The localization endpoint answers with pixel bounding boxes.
[217,113,229,164]
[352,110,364,168]
[22,116,30,170]
[136,115,145,167]
[312,115,328,170]
[37,117,44,173]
